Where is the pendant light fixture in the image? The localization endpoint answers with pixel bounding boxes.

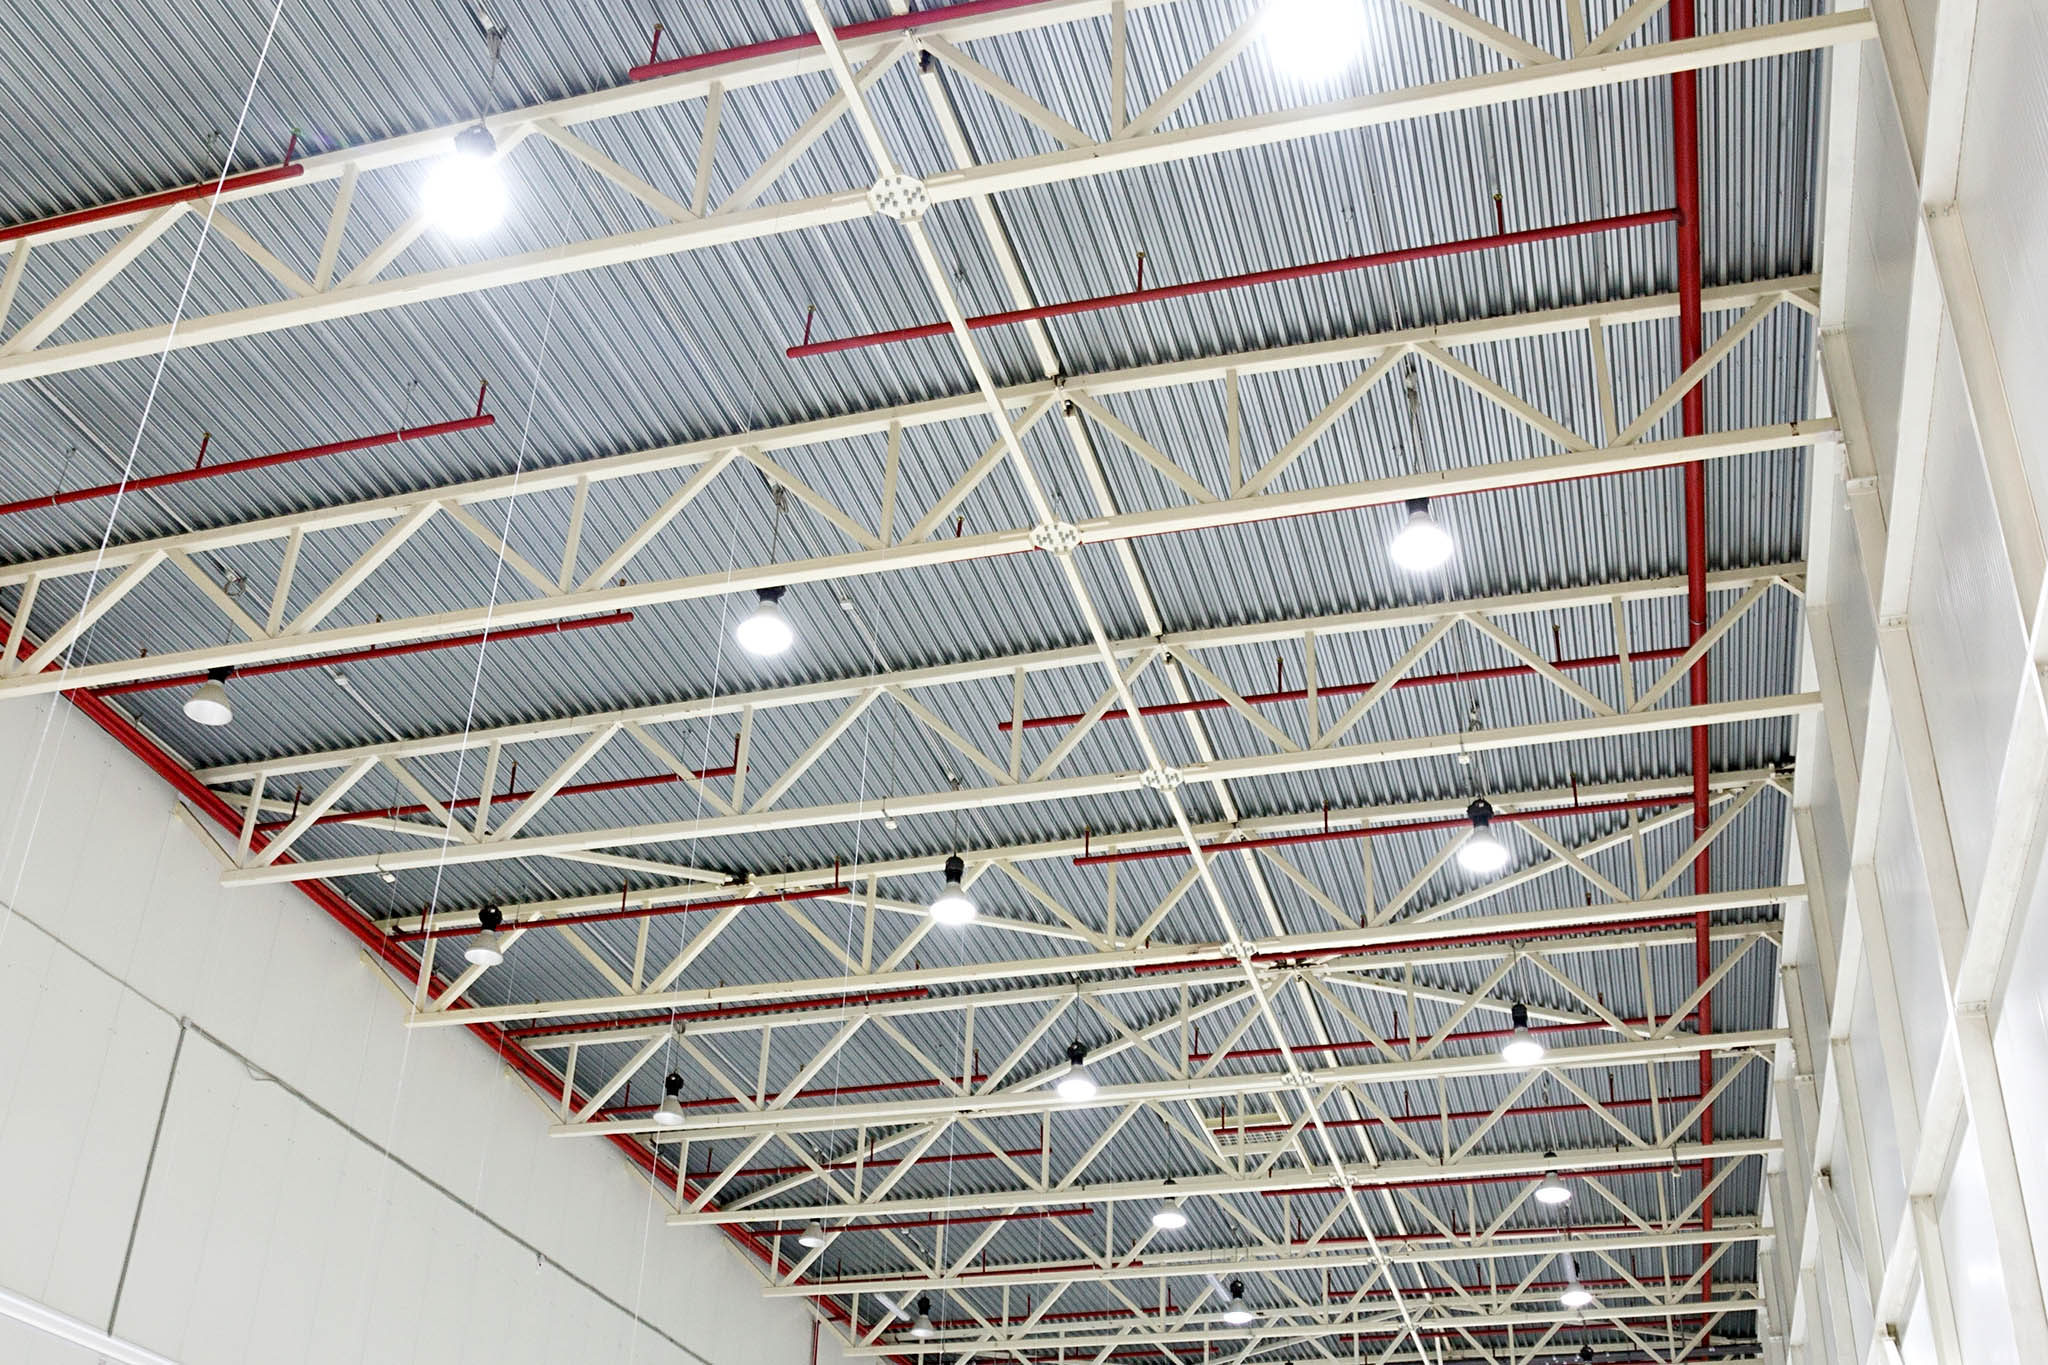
[184,667,235,726]
[1388,498,1455,572]
[908,1295,936,1339]
[1219,1278,1256,1326]
[422,124,508,236]
[735,586,794,656]
[463,905,507,966]
[1458,797,1511,875]
[929,854,976,925]
[422,14,512,236]
[797,1219,827,1248]
[1385,364,1455,572]
[1535,1160,1572,1206]
[1054,1039,1097,1102]
[735,488,796,658]
[651,1071,687,1128]
[1558,1254,1594,1310]
[1151,1176,1189,1231]
[1501,1002,1546,1067]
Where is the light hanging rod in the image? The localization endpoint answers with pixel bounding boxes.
[788,209,1679,358]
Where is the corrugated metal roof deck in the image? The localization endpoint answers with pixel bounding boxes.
[0,0,1817,1356]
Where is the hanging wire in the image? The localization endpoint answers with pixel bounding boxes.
[0,0,289,944]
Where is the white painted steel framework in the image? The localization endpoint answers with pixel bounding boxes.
[0,4,1876,1362]
[0,3,1866,386]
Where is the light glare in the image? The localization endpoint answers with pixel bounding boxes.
[1262,0,1370,82]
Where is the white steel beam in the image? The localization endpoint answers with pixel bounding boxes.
[219,695,1814,884]
[770,1222,1765,1297]
[0,12,1868,385]
[545,1031,1789,1143]
[0,419,1827,696]
[407,885,1793,1027]
[189,566,1797,788]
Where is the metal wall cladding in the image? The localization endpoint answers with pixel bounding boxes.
[1,0,1817,1341]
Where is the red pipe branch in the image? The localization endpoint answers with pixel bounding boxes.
[707,1145,1041,1183]
[1228,1089,1702,1137]
[505,986,933,1041]
[810,1217,1736,1288]
[1131,914,1694,976]
[1190,1016,1652,1065]
[789,209,1678,358]
[1081,795,1688,867]
[629,0,1054,80]
[601,1073,990,1117]
[1003,645,1689,733]
[0,396,494,519]
[393,884,851,941]
[0,156,305,245]
[94,611,634,695]
[1306,1216,1720,1248]
[1257,1159,1705,1198]
[771,1206,1091,1235]
[1667,0,1716,1301]
[255,760,733,834]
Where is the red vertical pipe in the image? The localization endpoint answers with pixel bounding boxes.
[1668,0,1715,1296]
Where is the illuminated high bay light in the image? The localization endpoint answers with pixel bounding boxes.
[1501,1002,1546,1068]
[1387,497,1455,572]
[1458,797,1512,875]
[929,854,977,925]
[1055,1040,1098,1102]
[735,586,794,657]
[421,123,507,236]
[1261,0,1371,82]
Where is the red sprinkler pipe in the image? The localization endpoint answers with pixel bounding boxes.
[772,1207,1093,1235]
[1077,794,1688,866]
[1311,1216,1719,1248]
[1189,1017,1650,1065]
[93,611,633,695]
[0,156,306,245]
[601,1073,990,1117]
[628,0,1055,80]
[505,986,933,1040]
[1129,913,1695,975]
[1668,0,1716,1301]
[1002,645,1689,733]
[0,396,495,519]
[705,1145,1041,1183]
[253,763,736,833]
[788,209,1678,358]
[393,884,851,941]
[1232,1090,1704,1138]
[1257,1158,1705,1198]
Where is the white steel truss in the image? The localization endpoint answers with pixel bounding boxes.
[0,284,1823,698]
[0,2,1867,386]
